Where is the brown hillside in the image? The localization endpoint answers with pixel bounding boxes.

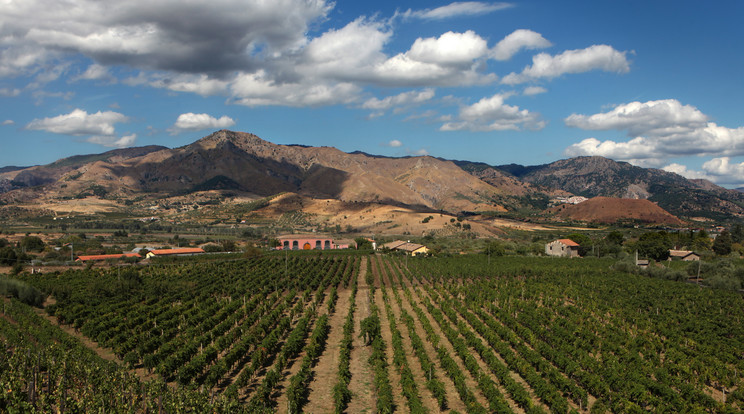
[549,196,684,225]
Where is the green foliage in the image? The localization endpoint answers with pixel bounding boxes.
[634,231,673,261]
[19,235,45,252]
[354,237,372,250]
[0,277,44,307]
[0,246,17,266]
[713,229,733,256]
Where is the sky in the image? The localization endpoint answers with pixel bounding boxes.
[1,1,744,187]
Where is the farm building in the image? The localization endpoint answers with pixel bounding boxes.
[76,253,141,262]
[380,240,429,256]
[145,248,206,259]
[668,250,700,261]
[545,239,580,257]
[276,236,345,250]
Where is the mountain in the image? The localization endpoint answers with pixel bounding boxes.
[0,145,167,195]
[549,196,684,225]
[1,131,742,224]
[496,156,744,221]
[0,130,510,214]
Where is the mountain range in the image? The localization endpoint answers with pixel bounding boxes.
[1,129,742,225]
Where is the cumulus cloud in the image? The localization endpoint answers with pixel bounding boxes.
[523,86,547,96]
[408,31,488,66]
[401,2,513,20]
[26,109,128,136]
[2,120,15,126]
[386,140,403,147]
[8,0,332,75]
[302,21,495,87]
[564,99,744,160]
[662,158,744,186]
[491,29,551,61]
[25,108,134,148]
[565,99,708,136]
[502,44,630,84]
[441,93,544,132]
[362,89,435,111]
[170,113,235,134]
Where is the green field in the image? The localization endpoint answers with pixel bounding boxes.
[2,254,743,412]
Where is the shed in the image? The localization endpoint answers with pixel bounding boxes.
[668,250,700,261]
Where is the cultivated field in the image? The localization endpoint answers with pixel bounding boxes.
[2,253,744,412]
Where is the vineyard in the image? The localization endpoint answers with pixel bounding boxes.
[2,252,744,413]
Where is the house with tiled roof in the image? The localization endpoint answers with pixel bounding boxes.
[545,239,580,257]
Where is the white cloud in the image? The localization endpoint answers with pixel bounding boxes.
[26,108,128,136]
[409,148,429,156]
[25,108,135,148]
[303,21,495,87]
[402,2,513,20]
[388,140,403,147]
[491,29,551,61]
[87,133,137,148]
[564,99,744,160]
[0,87,21,97]
[441,93,544,132]
[362,89,435,111]
[2,120,15,126]
[502,44,630,84]
[663,158,744,186]
[75,63,116,83]
[408,31,488,66]
[170,113,235,134]
[565,99,708,136]
[523,86,547,96]
[229,71,361,107]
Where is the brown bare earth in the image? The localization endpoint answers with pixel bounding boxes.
[549,196,684,225]
[347,257,375,413]
[302,270,355,413]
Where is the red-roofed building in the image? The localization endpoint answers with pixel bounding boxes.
[76,253,141,262]
[276,236,344,251]
[545,239,580,257]
[145,248,206,258]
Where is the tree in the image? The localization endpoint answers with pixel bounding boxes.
[355,237,372,250]
[19,236,45,252]
[713,230,733,256]
[606,231,624,246]
[731,223,744,244]
[0,246,17,266]
[636,231,673,261]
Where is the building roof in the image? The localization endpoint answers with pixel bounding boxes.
[669,250,698,258]
[396,242,427,252]
[76,253,140,262]
[381,240,427,252]
[556,239,580,247]
[148,248,206,256]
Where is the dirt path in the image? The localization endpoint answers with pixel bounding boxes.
[403,279,491,410]
[299,279,355,413]
[347,256,375,413]
[377,256,443,414]
[416,283,527,414]
[370,256,407,412]
[386,263,469,413]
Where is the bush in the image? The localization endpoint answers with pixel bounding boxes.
[0,277,45,307]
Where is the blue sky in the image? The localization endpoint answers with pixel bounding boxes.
[1,1,744,186]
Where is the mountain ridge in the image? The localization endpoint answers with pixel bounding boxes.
[0,130,741,223]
